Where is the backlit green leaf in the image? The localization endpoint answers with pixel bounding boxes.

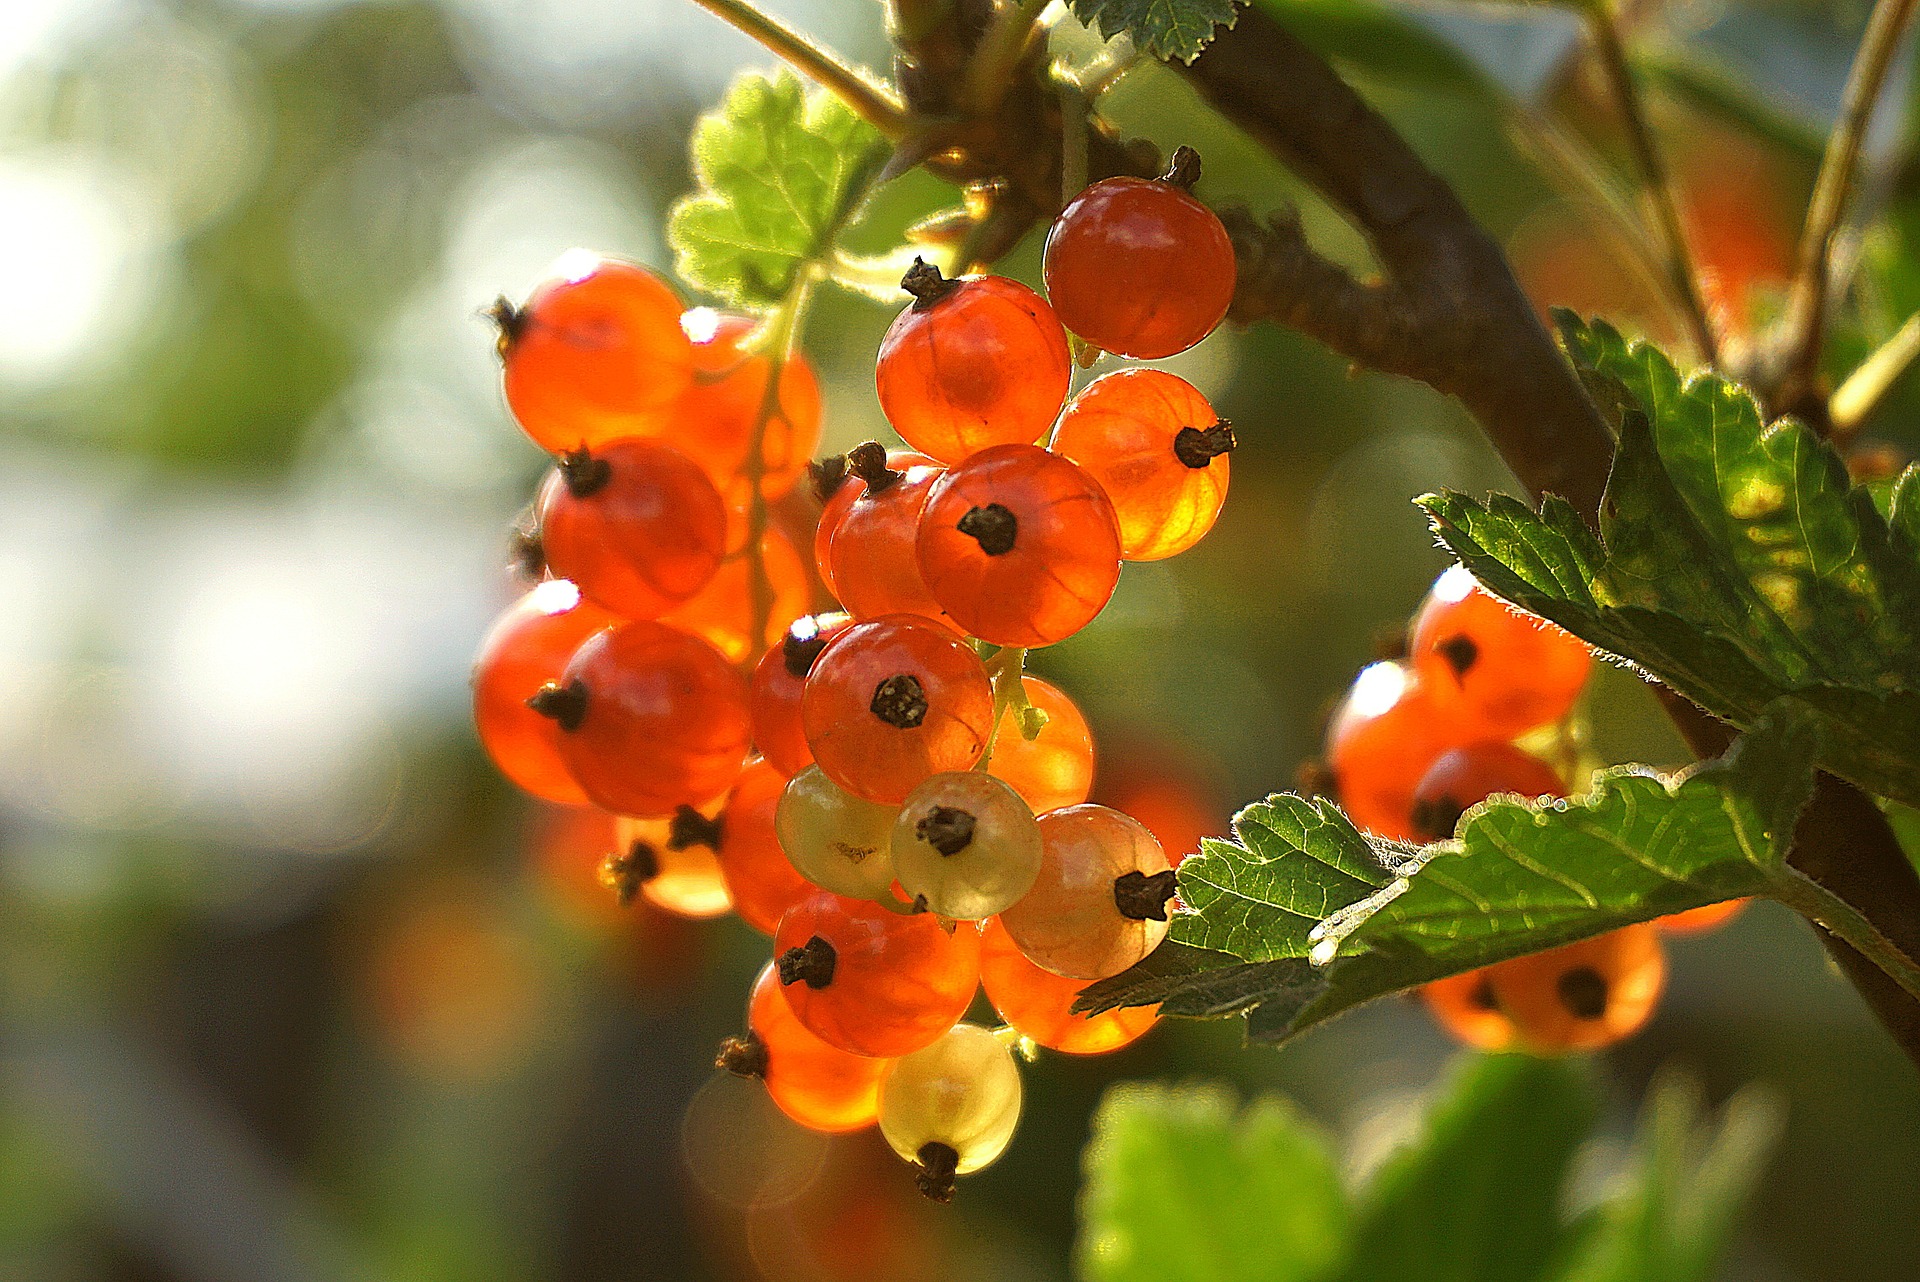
[1070,0,1242,63]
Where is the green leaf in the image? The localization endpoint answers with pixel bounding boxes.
[1338,1055,1595,1282]
[1070,0,1242,64]
[1425,314,1920,808]
[1077,1083,1348,1282]
[1078,709,1820,1043]
[667,70,886,309]
[1553,1076,1782,1282]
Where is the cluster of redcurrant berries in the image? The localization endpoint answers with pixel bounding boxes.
[1322,565,1746,1054]
[472,152,1240,1200]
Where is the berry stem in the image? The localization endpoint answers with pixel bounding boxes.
[974,646,1031,770]
[957,0,1053,116]
[738,272,814,669]
[685,0,909,139]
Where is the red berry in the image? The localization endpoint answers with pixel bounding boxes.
[979,917,1157,1054]
[496,254,693,451]
[987,677,1095,815]
[1487,926,1667,1053]
[1410,568,1592,740]
[1049,369,1232,561]
[750,612,854,777]
[674,310,823,506]
[536,441,727,620]
[472,581,615,806]
[813,449,936,597]
[1324,661,1451,842]
[738,962,891,1132]
[875,261,1072,464]
[1408,742,1566,842]
[1043,152,1235,359]
[801,616,995,805]
[665,526,812,664]
[1421,970,1516,1051]
[538,620,751,816]
[716,759,816,935]
[774,890,982,1057]
[827,451,960,631]
[916,444,1122,647]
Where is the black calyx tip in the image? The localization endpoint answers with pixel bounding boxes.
[487,295,524,358]
[1160,145,1202,191]
[783,621,832,679]
[1113,869,1178,921]
[871,673,929,728]
[914,1141,960,1203]
[1409,794,1466,843]
[557,447,613,498]
[1558,966,1610,1020]
[847,440,905,495]
[1468,974,1500,1012]
[1173,421,1237,469]
[956,503,1017,556]
[810,453,850,503]
[901,256,961,310]
[715,1031,769,1078]
[526,678,588,732]
[599,840,660,907]
[917,805,977,856]
[777,935,838,989]
[1436,634,1479,680]
[668,805,724,851]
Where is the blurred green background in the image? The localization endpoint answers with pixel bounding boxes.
[4,1,1918,1279]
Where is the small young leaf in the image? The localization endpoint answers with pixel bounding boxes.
[1078,1083,1348,1282]
[1077,707,1820,1043]
[1069,0,1242,64]
[1553,1076,1783,1282]
[1338,1055,1595,1282]
[1424,315,1920,808]
[668,70,886,309]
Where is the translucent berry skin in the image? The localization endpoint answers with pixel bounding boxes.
[536,441,728,620]
[979,917,1157,1054]
[751,613,854,777]
[614,802,733,919]
[1408,742,1566,842]
[917,445,1123,647]
[676,311,822,504]
[1049,369,1229,561]
[554,621,752,816]
[892,772,1043,920]
[876,275,1072,464]
[1043,178,1235,359]
[878,1023,1022,1175]
[665,526,811,664]
[828,461,961,630]
[801,616,995,804]
[1488,925,1667,1053]
[472,581,615,806]
[814,451,936,597]
[1411,567,1593,740]
[774,891,982,1058]
[1421,970,1517,1051]
[998,804,1170,980]
[717,759,815,935]
[988,678,1095,815]
[746,963,890,1133]
[500,255,693,452]
[775,765,901,900]
[1325,661,1452,842]
[1658,899,1748,935]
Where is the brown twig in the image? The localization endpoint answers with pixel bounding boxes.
[1177,6,1616,519]
[689,0,909,138]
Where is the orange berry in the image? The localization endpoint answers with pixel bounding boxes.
[979,918,1156,1054]
[1408,742,1566,842]
[675,310,823,505]
[665,525,811,664]
[1410,568,1592,740]
[988,677,1095,815]
[733,962,891,1133]
[827,449,959,630]
[472,581,616,806]
[717,759,816,935]
[1324,661,1452,842]
[611,800,733,919]
[1421,970,1517,1051]
[1489,925,1667,1053]
[998,804,1171,980]
[750,612,854,777]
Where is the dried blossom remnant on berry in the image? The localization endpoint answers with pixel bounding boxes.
[1113,869,1178,921]
[777,934,838,988]
[557,447,613,498]
[917,805,977,856]
[1160,144,1202,190]
[871,674,930,728]
[957,503,1018,555]
[1437,634,1479,679]
[715,1031,769,1078]
[486,296,525,358]
[1557,966,1610,1020]
[915,1140,960,1203]
[810,453,850,502]
[900,257,962,311]
[527,678,589,731]
[1172,422,1237,468]
[668,805,724,851]
[847,440,905,494]
[599,840,661,906]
